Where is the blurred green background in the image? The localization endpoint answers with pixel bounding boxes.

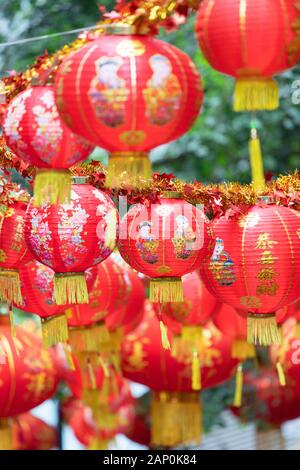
[1,0,300,183]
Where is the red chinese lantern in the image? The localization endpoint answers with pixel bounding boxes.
[199,203,300,346]
[3,86,93,205]
[13,413,58,450]
[124,395,151,448]
[54,29,203,187]
[277,299,300,337]
[0,187,31,305]
[121,302,237,447]
[24,179,118,305]
[118,193,215,303]
[196,0,300,111]
[0,323,60,449]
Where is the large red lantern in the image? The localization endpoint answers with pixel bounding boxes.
[24,180,118,305]
[0,323,60,449]
[196,0,300,111]
[54,29,203,187]
[118,193,215,303]
[200,203,300,346]
[3,86,93,205]
[13,413,58,450]
[121,303,237,447]
[0,186,31,305]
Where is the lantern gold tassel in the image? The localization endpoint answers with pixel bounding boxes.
[106,152,152,189]
[192,351,201,391]
[234,77,279,112]
[150,277,183,303]
[249,128,266,192]
[233,363,243,408]
[68,322,112,353]
[276,362,286,387]
[150,392,202,448]
[159,320,171,351]
[33,168,71,206]
[41,314,69,348]
[247,314,282,346]
[88,439,109,451]
[9,307,16,338]
[54,272,88,305]
[0,269,22,306]
[0,419,12,450]
[232,339,256,361]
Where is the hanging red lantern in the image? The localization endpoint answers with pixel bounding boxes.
[54,28,203,187]
[3,86,93,205]
[196,0,300,111]
[13,413,58,450]
[0,323,60,449]
[199,202,300,346]
[277,299,300,337]
[124,394,151,448]
[118,193,215,303]
[24,179,118,305]
[121,302,237,447]
[0,184,31,305]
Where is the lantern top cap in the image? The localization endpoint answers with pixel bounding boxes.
[103,23,147,36]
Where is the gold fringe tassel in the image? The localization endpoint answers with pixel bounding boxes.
[150,392,202,448]
[54,272,88,305]
[41,314,69,348]
[276,361,286,387]
[68,323,112,353]
[33,168,71,206]
[232,339,256,361]
[106,152,152,189]
[0,269,22,306]
[62,343,75,370]
[233,363,243,408]
[104,208,118,251]
[233,77,279,112]
[192,352,201,391]
[159,320,171,351]
[249,129,266,192]
[88,439,108,450]
[247,314,282,346]
[150,277,183,303]
[9,307,16,338]
[0,419,12,450]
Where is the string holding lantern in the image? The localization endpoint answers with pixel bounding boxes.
[200,200,300,347]
[54,25,203,188]
[196,0,300,112]
[121,302,237,448]
[118,192,215,304]
[3,86,93,206]
[24,177,118,306]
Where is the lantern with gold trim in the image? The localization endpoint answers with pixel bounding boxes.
[54,26,203,187]
[13,413,58,450]
[118,193,215,304]
[24,178,118,306]
[0,323,60,449]
[196,0,300,112]
[199,202,300,346]
[121,302,237,448]
[3,86,93,206]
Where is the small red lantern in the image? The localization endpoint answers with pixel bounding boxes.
[13,414,58,450]
[121,303,237,447]
[24,179,118,305]
[118,193,215,303]
[0,323,60,449]
[196,0,300,111]
[3,86,93,205]
[200,203,300,346]
[55,29,203,187]
[0,190,31,305]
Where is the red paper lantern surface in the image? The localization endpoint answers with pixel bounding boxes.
[155,270,221,334]
[276,299,300,326]
[55,33,203,186]
[118,195,215,303]
[231,370,300,427]
[3,86,93,205]
[121,303,237,392]
[0,325,60,417]
[199,204,300,345]
[13,413,58,450]
[196,0,300,111]
[214,304,247,340]
[0,198,32,305]
[24,182,118,305]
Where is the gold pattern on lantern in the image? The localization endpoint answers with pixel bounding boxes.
[119,130,146,145]
[156,265,171,274]
[255,232,279,297]
[116,40,146,57]
[124,340,149,372]
[257,267,278,281]
[11,216,24,252]
[255,233,278,250]
[240,296,261,309]
[0,250,6,262]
